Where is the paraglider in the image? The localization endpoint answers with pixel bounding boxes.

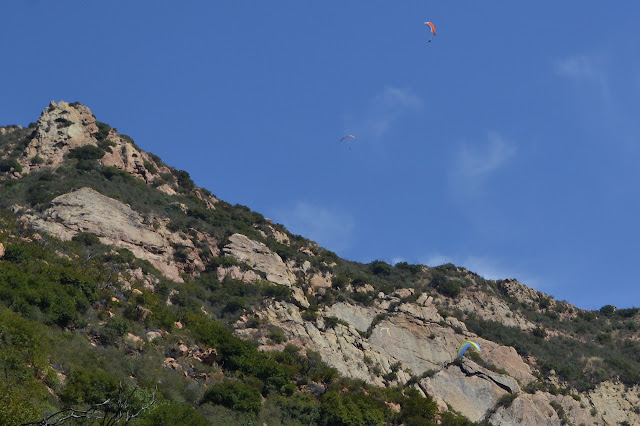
[424,21,436,42]
[339,135,356,150]
[457,341,481,360]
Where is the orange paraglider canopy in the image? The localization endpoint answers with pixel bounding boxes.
[424,21,436,35]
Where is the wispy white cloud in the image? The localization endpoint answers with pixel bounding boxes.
[345,87,422,146]
[555,53,611,105]
[450,131,516,193]
[270,201,354,252]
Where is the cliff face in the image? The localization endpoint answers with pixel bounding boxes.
[2,101,639,426]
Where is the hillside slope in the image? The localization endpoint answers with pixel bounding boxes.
[1,101,639,425]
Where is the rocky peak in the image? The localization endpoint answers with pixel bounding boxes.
[20,100,99,173]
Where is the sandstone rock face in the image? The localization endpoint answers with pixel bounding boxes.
[588,382,640,426]
[256,299,534,397]
[456,290,536,330]
[19,101,98,173]
[216,265,263,283]
[422,363,509,422]
[16,101,174,189]
[223,233,296,285]
[489,391,609,426]
[252,297,588,426]
[326,302,378,333]
[25,187,206,282]
[98,128,169,184]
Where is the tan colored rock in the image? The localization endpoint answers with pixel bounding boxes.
[163,357,182,371]
[24,187,206,282]
[392,288,414,299]
[309,272,332,290]
[146,331,163,342]
[481,344,534,386]
[223,233,295,285]
[0,242,4,259]
[124,333,144,350]
[216,265,262,283]
[291,286,310,308]
[489,392,562,425]
[326,302,380,333]
[175,341,189,357]
[422,364,509,423]
[19,101,99,173]
[156,184,177,195]
[588,382,640,426]
[456,289,535,330]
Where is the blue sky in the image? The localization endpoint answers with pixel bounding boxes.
[2,2,640,310]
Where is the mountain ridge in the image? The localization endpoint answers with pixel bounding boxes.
[1,101,639,425]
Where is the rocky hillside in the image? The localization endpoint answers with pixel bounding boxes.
[1,101,639,425]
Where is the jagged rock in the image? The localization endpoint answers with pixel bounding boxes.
[146,331,163,342]
[309,272,332,291]
[99,129,156,183]
[481,345,534,386]
[216,265,263,283]
[326,302,379,333]
[163,357,182,371]
[397,301,442,324]
[392,288,414,299]
[457,290,536,330]
[421,363,509,422]
[257,299,544,425]
[460,360,520,394]
[291,286,310,308]
[23,187,207,282]
[223,233,295,285]
[19,101,99,173]
[588,382,640,426]
[156,184,177,195]
[489,392,562,426]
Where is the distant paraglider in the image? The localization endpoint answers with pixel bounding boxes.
[424,21,436,42]
[457,341,481,360]
[340,135,356,150]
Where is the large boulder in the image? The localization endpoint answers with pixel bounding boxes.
[25,187,205,282]
[223,233,296,285]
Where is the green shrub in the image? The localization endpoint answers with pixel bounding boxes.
[370,260,392,276]
[0,158,22,173]
[138,401,209,425]
[201,380,262,414]
[400,390,438,424]
[72,231,102,246]
[175,170,195,192]
[93,121,111,141]
[320,390,388,426]
[599,305,616,315]
[59,366,120,405]
[436,280,461,298]
[67,145,106,161]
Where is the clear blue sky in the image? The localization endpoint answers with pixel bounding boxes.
[2,2,640,310]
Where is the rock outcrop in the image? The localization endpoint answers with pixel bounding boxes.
[223,233,296,285]
[19,101,98,173]
[24,187,205,282]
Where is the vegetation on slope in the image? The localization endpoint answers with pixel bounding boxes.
[1,117,638,424]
